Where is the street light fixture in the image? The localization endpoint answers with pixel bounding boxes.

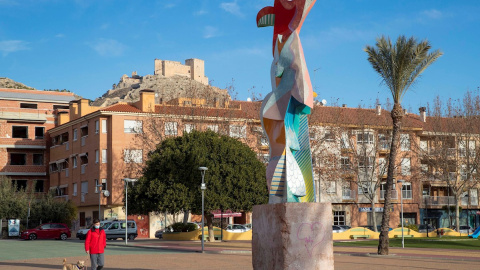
[122,178,137,246]
[397,179,405,248]
[198,167,208,254]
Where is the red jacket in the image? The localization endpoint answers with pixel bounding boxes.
[85,227,106,254]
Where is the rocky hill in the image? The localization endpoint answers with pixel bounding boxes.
[91,73,231,107]
[0,77,35,90]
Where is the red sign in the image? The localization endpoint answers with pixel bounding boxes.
[211,210,242,218]
[476,211,480,215]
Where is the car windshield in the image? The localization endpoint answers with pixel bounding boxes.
[102,222,111,229]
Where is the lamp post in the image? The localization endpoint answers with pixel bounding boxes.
[96,184,103,220]
[198,167,208,253]
[397,179,405,248]
[122,178,137,246]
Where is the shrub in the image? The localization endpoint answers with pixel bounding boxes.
[170,222,198,232]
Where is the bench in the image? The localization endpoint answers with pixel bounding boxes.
[350,235,370,239]
[394,235,414,238]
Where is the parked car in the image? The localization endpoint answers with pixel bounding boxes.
[418,224,436,233]
[76,221,110,240]
[102,220,138,240]
[155,229,166,239]
[339,225,351,231]
[226,224,250,233]
[21,223,71,240]
[458,225,474,234]
[332,225,347,233]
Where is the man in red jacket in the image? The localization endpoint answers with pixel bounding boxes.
[85,218,106,270]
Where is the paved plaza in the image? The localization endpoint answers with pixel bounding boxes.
[1,239,479,269]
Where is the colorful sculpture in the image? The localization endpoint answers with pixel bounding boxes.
[257,0,317,203]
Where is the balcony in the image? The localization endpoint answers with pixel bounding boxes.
[424,195,456,206]
[81,164,87,174]
[380,190,398,200]
[81,193,85,203]
[54,195,69,201]
[401,190,413,199]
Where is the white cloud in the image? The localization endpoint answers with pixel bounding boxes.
[100,23,109,30]
[220,1,243,17]
[88,38,126,57]
[194,9,207,16]
[55,33,65,38]
[203,26,220,39]
[0,40,29,56]
[164,3,175,9]
[422,9,443,19]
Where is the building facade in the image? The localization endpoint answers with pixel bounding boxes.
[0,88,75,194]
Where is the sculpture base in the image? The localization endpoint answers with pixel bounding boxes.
[252,203,334,270]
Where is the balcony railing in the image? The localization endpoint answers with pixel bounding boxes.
[380,190,398,200]
[54,195,69,201]
[424,195,456,205]
[64,142,69,150]
[81,193,85,202]
[81,136,87,146]
[81,164,87,174]
[65,168,69,177]
[342,189,355,200]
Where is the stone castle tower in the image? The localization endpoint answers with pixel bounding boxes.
[154,58,208,85]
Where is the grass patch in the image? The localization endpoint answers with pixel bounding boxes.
[334,237,480,250]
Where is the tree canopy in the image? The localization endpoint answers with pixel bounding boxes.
[127,130,268,216]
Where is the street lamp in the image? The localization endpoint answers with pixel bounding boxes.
[96,184,110,221]
[122,178,137,246]
[198,167,208,253]
[397,179,405,248]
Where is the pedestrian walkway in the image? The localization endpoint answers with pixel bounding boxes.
[2,239,480,269]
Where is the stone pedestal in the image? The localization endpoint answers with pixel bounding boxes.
[252,203,334,270]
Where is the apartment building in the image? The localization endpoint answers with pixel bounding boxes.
[0,88,75,193]
[44,88,480,235]
[48,90,264,236]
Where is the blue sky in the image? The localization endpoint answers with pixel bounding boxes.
[1,0,479,112]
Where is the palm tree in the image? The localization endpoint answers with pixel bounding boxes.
[364,35,442,255]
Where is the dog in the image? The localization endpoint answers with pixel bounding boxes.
[62,258,86,270]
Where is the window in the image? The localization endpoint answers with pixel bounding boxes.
[81,181,88,194]
[400,134,410,151]
[73,183,78,196]
[53,105,69,110]
[102,178,107,191]
[261,154,270,164]
[12,126,28,138]
[33,154,43,165]
[95,120,99,134]
[358,156,374,169]
[49,163,58,172]
[12,180,27,191]
[124,120,142,133]
[358,182,372,195]
[164,122,178,136]
[10,153,26,165]
[229,125,247,138]
[326,181,336,194]
[80,126,88,137]
[378,157,387,175]
[95,179,100,193]
[95,150,99,163]
[80,212,86,227]
[35,180,44,193]
[341,132,350,149]
[340,157,350,170]
[72,156,77,168]
[401,158,411,176]
[380,182,396,199]
[184,124,195,133]
[207,124,218,132]
[124,149,143,163]
[102,119,107,133]
[324,130,335,142]
[333,211,346,226]
[73,129,78,141]
[356,131,373,144]
[260,136,268,146]
[378,133,390,150]
[102,149,107,163]
[35,127,45,139]
[402,182,412,199]
[20,103,37,109]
